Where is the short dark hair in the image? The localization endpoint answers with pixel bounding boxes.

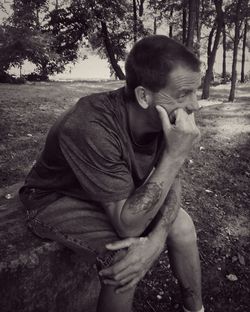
[125,35,200,96]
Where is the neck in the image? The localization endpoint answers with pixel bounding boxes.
[127,99,161,145]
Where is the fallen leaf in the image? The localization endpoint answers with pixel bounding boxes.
[5,193,13,200]
[232,256,238,263]
[238,253,245,265]
[226,274,238,281]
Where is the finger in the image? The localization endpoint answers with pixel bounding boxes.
[187,112,197,126]
[106,238,137,250]
[99,253,135,277]
[156,105,171,130]
[116,276,141,294]
[103,273,138,287]
[113,263,141,281]
[175,108,187,125]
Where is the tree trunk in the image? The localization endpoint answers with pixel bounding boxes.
[207,24,216,68]
[187,0,197,49]
[154,17,157,34]
[202,0,224,99]
[222,23,227,82]
[182,4,187,44]
[138,0,145,17]
[133,0,137,42]
[196,0,201,56]
[240,18,247,83]
[229,0,242,101]
[36,8,39,27]
[19,63,22,77]
[101,21,125,80]
[169,6,173,38]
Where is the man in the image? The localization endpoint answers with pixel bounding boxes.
[20,35,204,312]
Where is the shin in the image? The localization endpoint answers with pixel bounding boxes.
[167,208,203,311]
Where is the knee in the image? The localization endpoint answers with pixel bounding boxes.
[168,209,197,246]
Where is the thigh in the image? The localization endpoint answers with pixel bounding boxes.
[26,195,119,261]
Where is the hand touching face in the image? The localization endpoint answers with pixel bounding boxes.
[153,64,201,123]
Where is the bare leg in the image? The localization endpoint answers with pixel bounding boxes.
[97,283,136,312]
[96,250,137,312]
[167,208,203,311]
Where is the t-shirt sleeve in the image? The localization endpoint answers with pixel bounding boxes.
[59,118,134,202]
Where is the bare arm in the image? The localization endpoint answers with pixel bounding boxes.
[100,175,182,292]
[148,176,182,242]
[103,108,199,238]
[103,153,183,237]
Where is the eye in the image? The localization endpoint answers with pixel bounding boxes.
[178,90,193,99]
[178,91,188,99]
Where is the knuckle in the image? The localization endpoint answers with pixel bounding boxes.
[113,274,119,281]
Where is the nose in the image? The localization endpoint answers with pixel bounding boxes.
[186,94,200,113]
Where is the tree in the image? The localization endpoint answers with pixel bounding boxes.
[229,0,249,101]
[221,22,227,82]
[47,0,149,79]
[0,0,66,79]
[147,0,183,40]
[182,0,188,44]
[186,0,197,49]
[202,0,224,99]
[240,18,248,83]
[133,0,138,42]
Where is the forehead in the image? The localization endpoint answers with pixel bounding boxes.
[167,65,201,91]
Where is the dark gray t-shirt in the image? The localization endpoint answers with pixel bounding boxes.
[24,87,163,203]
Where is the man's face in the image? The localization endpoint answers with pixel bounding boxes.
[152,64,201,122]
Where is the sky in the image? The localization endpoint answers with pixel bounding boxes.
[9,55,112,80]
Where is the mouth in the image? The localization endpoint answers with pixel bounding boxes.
[169,108,194,124]
[169,109,177,124]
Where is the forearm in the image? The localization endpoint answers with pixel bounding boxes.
[120,153,183,237]
[148,176,181,242]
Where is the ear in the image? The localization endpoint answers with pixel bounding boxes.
[134,86,152,109]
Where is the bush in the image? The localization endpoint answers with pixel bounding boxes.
[24,72,49,81]
[0,72,14,83]
[13,76,27,84]
[0,72,26,84]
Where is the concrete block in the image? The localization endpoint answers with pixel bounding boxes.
[0,183,100,312]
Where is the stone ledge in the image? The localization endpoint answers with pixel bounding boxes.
[0,183,100,312]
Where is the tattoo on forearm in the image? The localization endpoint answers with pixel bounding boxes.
[160,186,180,230]
[128,182,164,215]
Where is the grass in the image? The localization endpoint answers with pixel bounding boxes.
[0,81,249,312]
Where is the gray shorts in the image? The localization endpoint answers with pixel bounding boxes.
[19,186,122,270]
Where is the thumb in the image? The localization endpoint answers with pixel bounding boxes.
[156,105,171,131]
[106,238,137,250]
